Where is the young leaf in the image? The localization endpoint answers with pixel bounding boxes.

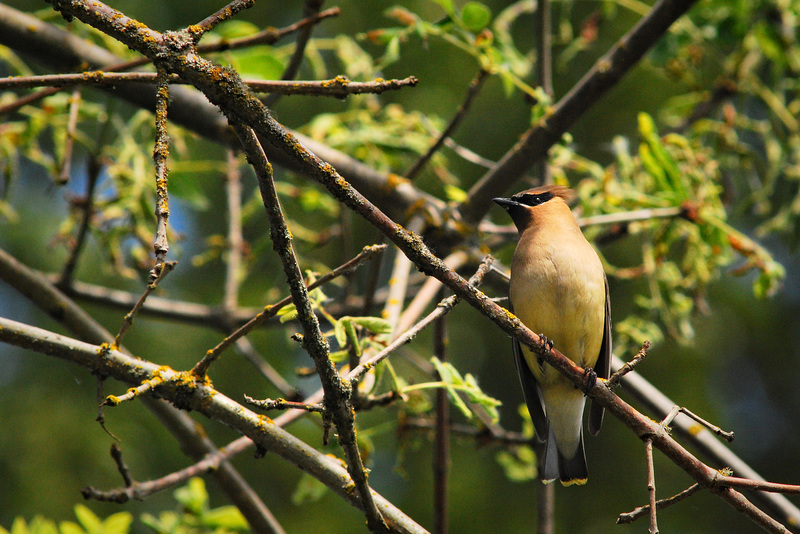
[461,2,492,33]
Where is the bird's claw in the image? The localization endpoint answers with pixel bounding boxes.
[537,333,553,367]
[582,367,598,396]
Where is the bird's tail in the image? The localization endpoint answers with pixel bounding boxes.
[541,425,588,486]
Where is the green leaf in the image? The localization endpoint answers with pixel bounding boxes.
[277,303,298,323]
[174,477,208,516]
[461,2,492,33]
[349,316,393,335]
[98,513,132,534]
[57,523,83,534]
[496,445,538,482]
[10,517,29,534]
[333,317,348,347]
[444,184,468,203]
[201,506,248,530]
[292,472,329,505]
[73,506,100,534]
[344,318,361,357]
[430,0,456,17]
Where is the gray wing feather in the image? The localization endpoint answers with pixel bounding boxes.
[588,274,612,436]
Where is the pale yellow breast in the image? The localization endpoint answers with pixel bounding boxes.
[509,225,605,384]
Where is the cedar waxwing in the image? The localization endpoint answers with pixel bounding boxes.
[493,185,611,486]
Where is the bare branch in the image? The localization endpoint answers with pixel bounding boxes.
[113,261,176,347]
[433,288,450,534]
[608,340,651,389]
[0,72,419,97]
[661,406,735,443]
[57,156,100,288]
[223,149,243,312]
[645,438,659,533]
[618,483,702,525]
[190,0,255,41]
[153,71,171,264]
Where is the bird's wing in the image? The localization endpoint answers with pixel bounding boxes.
[512,336,548,443]
[588,274,612,436]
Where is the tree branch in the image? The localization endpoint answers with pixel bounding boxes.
[0,246,282,533]
[459,0,699,225]
[0,316,426,534]
[0,4,439,222]
[231,122,389,533]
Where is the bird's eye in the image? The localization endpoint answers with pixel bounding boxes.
[514,192,553,206]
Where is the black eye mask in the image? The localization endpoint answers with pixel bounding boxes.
[512,191,553,207]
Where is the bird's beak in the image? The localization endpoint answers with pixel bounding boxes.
[493,197,518,210]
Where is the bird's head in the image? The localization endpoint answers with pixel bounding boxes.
[493,185,576,232]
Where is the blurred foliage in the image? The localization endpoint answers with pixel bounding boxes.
[141,478,248,534]
[2,480,246,534]
[1,0,800,533]
[1,505,131,534]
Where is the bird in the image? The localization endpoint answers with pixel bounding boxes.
[493,184,611,486]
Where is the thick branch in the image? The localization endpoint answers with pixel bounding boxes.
[0,4,439,221]
[0,317,426,534]
[0,246,281,533]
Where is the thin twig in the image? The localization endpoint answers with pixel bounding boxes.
[224,149,243,312]
[112,261,176,347]
[680,407,735,442]
[153,71,170,265]
[405,69,488,180]
[661,406,735,442]
[350,256,494,385]
[103,372,167,406]
[714,476,800,495]
[110,444,134,487]
[263,0,324,108]
[201,7,340,53]
[433,288,449,534]
[617,483,702,524]
[231,122,389,533]
[112,262,175,346]
[0,86,61,116]
[190,0,255,41]
[57,156,100,288]
[191,243,386,377]
[645,438,659,533]
[244,395,324,413]
[607,340,651,389]
[578,206,685,227]
[57,86,82,185]
[0,72,419,97]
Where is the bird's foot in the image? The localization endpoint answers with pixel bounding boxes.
[582,367,598,396]
[537,333,553,367]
